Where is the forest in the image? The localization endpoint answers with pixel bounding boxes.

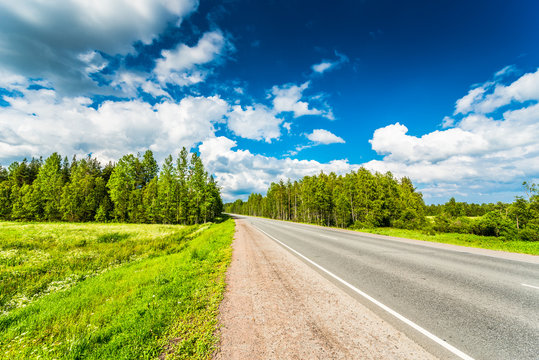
[0,148,222,225]
[225,169,539,241]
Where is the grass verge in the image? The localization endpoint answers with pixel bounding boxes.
[355,227,539,255]
[0,218,234,359]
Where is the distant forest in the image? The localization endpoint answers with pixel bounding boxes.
[0,148,222,224]
[225,169,539,241]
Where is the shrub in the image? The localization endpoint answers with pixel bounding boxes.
[518,227,539,241]
[474,211,515,237]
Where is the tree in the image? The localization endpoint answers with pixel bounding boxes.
[0,181,10,219]
[176,147,189,224]
[509,197,530,230]
[139,150,159,187]
[1,150,223,225]
[143,177,160,223]
[34,153,64,220]
[158,155,177,224]
[107,154,137,221]
[188,153,207,224]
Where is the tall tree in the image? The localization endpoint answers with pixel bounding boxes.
[176,147,189,224]
[34,153,64,220]
[188,153,207,224]
[107,154,137,222]
[157,155,177,224]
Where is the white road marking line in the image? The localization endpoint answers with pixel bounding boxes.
[522,283,539,290]
[256,227,475,360]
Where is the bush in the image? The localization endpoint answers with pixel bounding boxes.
[518,227,539,241]
[392,208,427,230]
[474,211,515,237]
[421,224,436,236]
[432,215,474,234]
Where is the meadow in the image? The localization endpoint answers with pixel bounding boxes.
[0,219,234,359]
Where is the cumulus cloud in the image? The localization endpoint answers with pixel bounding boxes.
[365,67,539,201]
[270,81,334,119]
[199,136,359,201]
[306,129,345,144]
[0,84,228,164]
[154,30,229,86]
[455,67,539,115]
[0,0,198,94]
[369,123,487,163]
[224,80,334,143]
[227,105,283,142]
[311,51,349,74]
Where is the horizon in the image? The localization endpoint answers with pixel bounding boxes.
[1,0,538,204]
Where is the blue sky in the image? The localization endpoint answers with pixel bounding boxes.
[1,0,539,203]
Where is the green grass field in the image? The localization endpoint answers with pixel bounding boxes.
[0,219,234,359]
[356,227,539,255]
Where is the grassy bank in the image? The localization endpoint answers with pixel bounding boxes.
[356,227,539,255]
[0,219,234,359]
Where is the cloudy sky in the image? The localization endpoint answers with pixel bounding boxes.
[1,0,539,203]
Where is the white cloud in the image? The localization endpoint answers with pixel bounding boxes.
[111,72,170,98]
[78,51,108,75]
[199,136,359,201]
[454,86,487,115]
[366,68,539,201]
[441,116,455,128]
[0,0,198,94]
[270,81,333,119]
[455,68,539,115]
[0,85,228,164]
[154,30,228,86]
[152,96,229,153]
[369,123,487,163]
[227,105,283,143]
[312,62,333,74]
[306,129,345,144]
[494,64,517,79]
[224,80,334,143]
[311,51,349,74]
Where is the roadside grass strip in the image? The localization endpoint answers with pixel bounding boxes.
[356,227,539,255]
[0,219,234,359]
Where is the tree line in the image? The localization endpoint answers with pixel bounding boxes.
[0,148,222,224]
[226,169,427,229]
[225,169,539,241]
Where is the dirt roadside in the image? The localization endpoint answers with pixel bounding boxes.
[214,219,437,360]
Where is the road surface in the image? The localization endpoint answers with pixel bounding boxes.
[232,214,539,360]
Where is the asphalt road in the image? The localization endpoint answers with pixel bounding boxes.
[233,214,539,360]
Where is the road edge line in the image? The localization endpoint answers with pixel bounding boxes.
[256,227,475,360]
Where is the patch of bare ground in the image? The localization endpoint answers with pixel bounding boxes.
[214,219,437,359]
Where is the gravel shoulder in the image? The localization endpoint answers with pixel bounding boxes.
[214,218,437,359]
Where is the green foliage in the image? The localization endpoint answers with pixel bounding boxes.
[426,182,539,240]
[225,168,427,229]
[517,227,539,242]
[0,219,234,359]
[0,148,222,225]
[226,172,539,243]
